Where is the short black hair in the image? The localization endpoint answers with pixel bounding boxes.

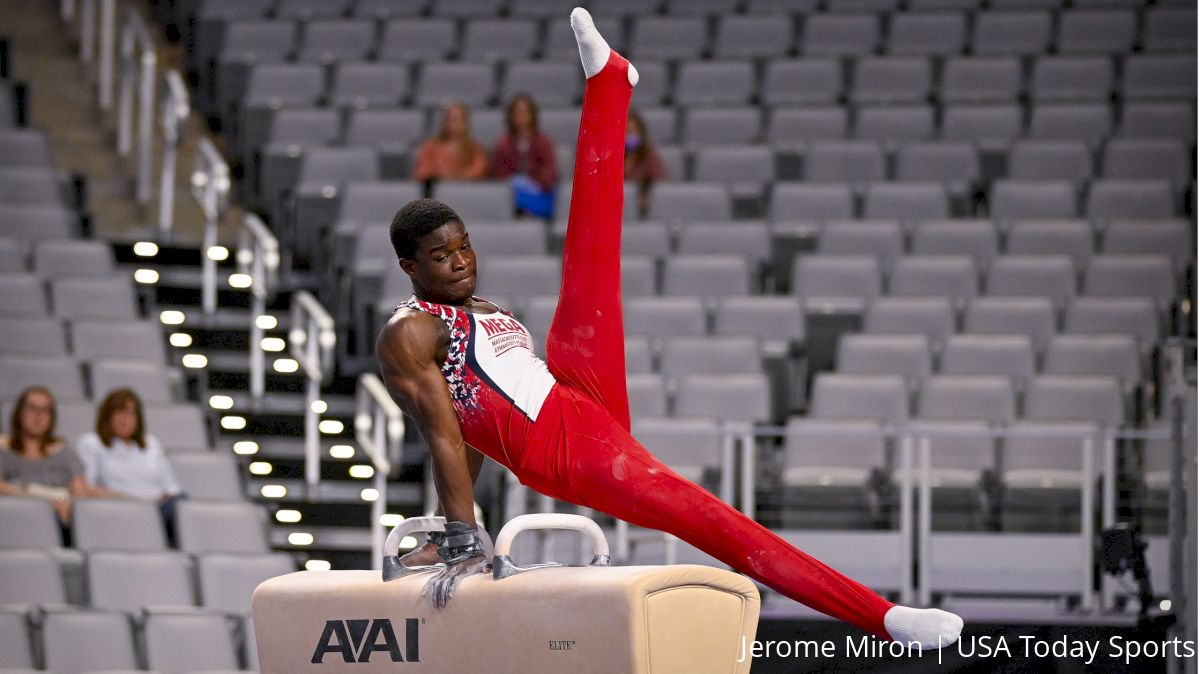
[390,198,464,260]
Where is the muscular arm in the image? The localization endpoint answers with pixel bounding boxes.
[376,310,478,528]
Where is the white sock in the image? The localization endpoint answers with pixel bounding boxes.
[570,7,638,86]
[883,605,963,651]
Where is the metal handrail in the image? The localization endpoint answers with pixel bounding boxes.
[289,291,336,491]
[158,69,189,239]
[238,213,280,403]
[356,373,404,571]
[117,6,155,203]
[191,138,229,315]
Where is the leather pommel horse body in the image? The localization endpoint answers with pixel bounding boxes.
[252,514,760,673]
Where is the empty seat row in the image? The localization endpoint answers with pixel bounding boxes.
[626,372,775,423]
[0,274,138,319]
[0,355,178,402]
[0,238,116,276]
[0,317,168,362]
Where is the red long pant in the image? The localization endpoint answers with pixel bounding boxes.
[509,51,896,641]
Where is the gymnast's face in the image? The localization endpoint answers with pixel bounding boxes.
[402,220,477,305]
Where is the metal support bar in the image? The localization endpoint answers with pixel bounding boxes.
[117,7,155,203]
[898,433,914,606]
[917,434,932,607]
[98,0,115,109]
[79,0,94,63]
[1080,432,1096,611]
[739,425,756,517]
[237,213,279,403]
[158,70,189,238]
[356,373,403,571]
[190,138,229,316]
[289,291,336,491]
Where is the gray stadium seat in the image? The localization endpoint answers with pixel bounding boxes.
[1119,102,1195,142]
[887,11,967,56]
[963,296,1057,354]
[433,182,511,221]
[0,129,54,167]
[169,453,242,500]
[0,204,77,242]
[1044,335,1141,391]
[295,20,375,65]
[625,337,654,374]
[805,141,886,183]
[621,255,657,297]
[693,146,774,188]
[428,0,504,17]
[864,297,957,345]
[631,416,723,484]
[910,220,998,271]
[503,63,581,108]
[354,0,426,18]
[762,59,843,106]
[1005,220,1093,270]
[1083,254,1176,305]
[940,334,1036,384]
[986,254,1076,305]
[1056,9,1136,54]
[855,105,935,143]
[818,221,905,274]
[622,222,671,258]
[862,182,948,220]
[73,498,167,551]
[1122,55,1196,101]
[746,0,820,11]
[917,375,1016,424]
[1030,56,1113,102]
[143,611,242,673]
[0,316,67,356]
[87,550,194,612]
[0,496,62,549]
[803,14,880,56]
[474,255,560,301]
[894,141,981,188]
[177,501,271,554]
[792,255,881,309]
[145,403,211,452]
[851,57,932,105]
[941,104,1023,148]
[378,18,456,62]
[89,359,174,403]
[989,180,1077,220]
[518,295,557,340]
[663,336,761,381]
[826,0,901,11]
[888,255,978,305]
[198,552,295,613]
[1102,139,1192,192]
[1028,103,1112,144]
[837,334,932,384]
[900,419,995,493]
[782,418,887,489]
[1102,220,1192,271]
[50,277,137,320]
[713,296,805,354]
[1007,140,1094,183]
[461,18,537,62]
[942,57,1022,103]
[767,106,849,149]
[71,320,166,363]
[0,168,65,205]
[674,374,772,424]
[676,61,756,107]
[663,255,751,300]
[414,63,495,108]
[274,0,351,20]
[678,222,771,263]
[629,16,707,61]
[683,108,761,147]
[627,373,668,418]
[1143,7,1196,52]
[0,355,85,400]
[972,10,1052,55]
[714,15,793,59]
[0,608,33,668]
[0,237,24,272]
[1085,179,1176,219]
[771,183,854,221]
[42,609,139,673]
[810,373,909,423]
[465,222,546,257]
[1063,297,1159,350]
[1024,375,1124,426]
[1002,420,1100,489]
[0,273,47,316]
[0,548,66,605]
[328,62,410,109]
[648,183,732,222]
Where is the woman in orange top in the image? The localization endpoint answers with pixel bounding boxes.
[412,102,489,186]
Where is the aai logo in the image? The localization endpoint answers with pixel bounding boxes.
[311,618,421,663]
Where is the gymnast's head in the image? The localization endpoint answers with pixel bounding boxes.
[391,198,477,305]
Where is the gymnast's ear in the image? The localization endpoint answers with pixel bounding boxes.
[398,257,417,278]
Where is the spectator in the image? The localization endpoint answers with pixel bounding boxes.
[491,93,559,219]
[624,109,667,218]
[411,102,490,192]
[75,389,184,538]
[0,386,104,524]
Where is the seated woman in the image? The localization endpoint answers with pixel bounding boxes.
[490,93,559,219]
[75,388,184,538]
[624,109,667,218]
[0,386,107,525]
[412,101,490,194]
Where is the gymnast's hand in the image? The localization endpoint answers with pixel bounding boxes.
[421,521,491,608]
[422,553,491,609]
[399,541,443,568]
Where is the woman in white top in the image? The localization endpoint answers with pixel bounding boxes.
[75,389,184,538]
